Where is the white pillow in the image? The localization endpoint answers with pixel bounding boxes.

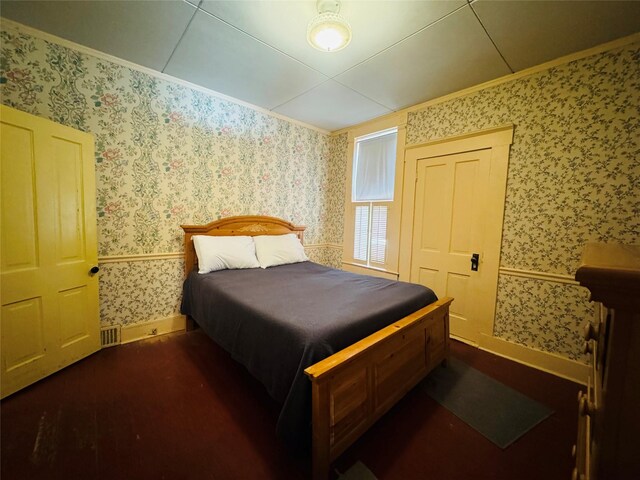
[192,235,260,273]
[253,233,308,269]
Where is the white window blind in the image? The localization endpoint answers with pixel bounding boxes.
[353,203,388,265]
[349,128,397,269]
[354,205,369,261]
[353,131,397,202]
[370,205,388,264]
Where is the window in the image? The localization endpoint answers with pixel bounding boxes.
[350,128,397,267]
[342,114,406,278]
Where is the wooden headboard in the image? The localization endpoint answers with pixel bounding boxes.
[180,215,306,276]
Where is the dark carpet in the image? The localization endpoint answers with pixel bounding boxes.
[1,330,581,480]
[421,357,554,448]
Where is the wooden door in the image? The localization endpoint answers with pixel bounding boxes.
[1,105,100,398]
[411,149,494,344]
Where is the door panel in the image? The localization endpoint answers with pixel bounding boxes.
[450,160,480,253]
[417,267,438,291]
[411,150,492,343]
[1,105,100,398]
[0,123,38,273]
[59,286,90,346]
[446,273,470,320]
[419,163,447,251]
[1,298,45,372]
[53,137,86,263]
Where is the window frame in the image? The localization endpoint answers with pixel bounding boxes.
[342,113,407,278]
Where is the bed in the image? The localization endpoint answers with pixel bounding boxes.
[181,216,452,479]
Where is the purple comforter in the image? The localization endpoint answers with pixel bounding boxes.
[180,261,437,449]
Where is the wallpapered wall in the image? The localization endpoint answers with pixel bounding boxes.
[2,22,637,363]
[407,42,640,361]
[0,24,344,326]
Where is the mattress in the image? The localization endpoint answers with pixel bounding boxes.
[180,261,437,448]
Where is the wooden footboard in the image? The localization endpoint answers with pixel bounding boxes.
[304,297,452,480]
[181,216,451,478]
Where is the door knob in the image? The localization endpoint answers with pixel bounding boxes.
[89,266,100,276]
[471,253,479,271]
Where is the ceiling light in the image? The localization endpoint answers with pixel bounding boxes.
[307,0,352,53]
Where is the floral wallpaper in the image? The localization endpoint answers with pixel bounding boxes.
[98,259,184,326]
[322,132,348,245]
[494,276,594,362]
[0,23,343,326]
[407,42,640,360]
[305,245,343,270]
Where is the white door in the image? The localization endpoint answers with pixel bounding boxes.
[1,105,100,398]
[410,149,500,344]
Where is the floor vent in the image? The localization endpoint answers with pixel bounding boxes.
[100,325,121,348]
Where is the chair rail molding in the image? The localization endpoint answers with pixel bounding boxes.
[98,243,343,263]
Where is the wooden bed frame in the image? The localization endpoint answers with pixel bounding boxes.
[181,215,452,480]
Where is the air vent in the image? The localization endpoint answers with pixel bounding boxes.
[100,325,121,348]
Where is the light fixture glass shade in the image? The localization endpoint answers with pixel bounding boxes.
[307,12,352,52]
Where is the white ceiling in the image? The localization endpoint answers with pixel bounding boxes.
[1,1,639,131]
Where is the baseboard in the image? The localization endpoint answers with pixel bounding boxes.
[120,315,186,345]
[477,334,589,385]
[449,334,478,347]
